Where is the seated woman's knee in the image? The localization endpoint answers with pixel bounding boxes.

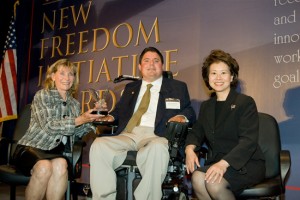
[205,181,227,198]
[33,160,52,178]
[51,158,68,176]
[191,171,205,189]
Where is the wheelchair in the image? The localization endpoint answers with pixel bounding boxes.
[93,72,192,200]
[112,121,190,200]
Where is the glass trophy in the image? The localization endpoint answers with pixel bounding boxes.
[88,88,109,116]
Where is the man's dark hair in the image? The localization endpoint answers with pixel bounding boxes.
[139,47,164,64]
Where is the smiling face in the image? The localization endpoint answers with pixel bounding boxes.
[51,65,75,99]
[139,51,163,82]
[208,61,233,100]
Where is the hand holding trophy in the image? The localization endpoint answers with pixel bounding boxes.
[88,88,109,116]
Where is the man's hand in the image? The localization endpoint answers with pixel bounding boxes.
[94,115,114,122]
[168,115,186,123]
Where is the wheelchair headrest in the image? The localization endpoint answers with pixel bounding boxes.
[113,71,173,83]
[113,75,141,83]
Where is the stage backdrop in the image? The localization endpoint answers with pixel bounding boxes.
[16,0,300,198]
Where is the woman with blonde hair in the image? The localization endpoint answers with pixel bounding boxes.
[13,59,101,200]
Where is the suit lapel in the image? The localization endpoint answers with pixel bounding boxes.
[127,81,142,115]
[215,89,238,128]
[155,78,171,127]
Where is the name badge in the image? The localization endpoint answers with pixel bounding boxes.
[165,98,180,109]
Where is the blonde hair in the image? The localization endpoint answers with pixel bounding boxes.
[44,59,79,95]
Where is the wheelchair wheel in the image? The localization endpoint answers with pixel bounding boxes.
[165,192,187,200]
[178,192,187,200]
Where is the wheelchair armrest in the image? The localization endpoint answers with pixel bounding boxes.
[93,121,118,135]
[71,140,86,179]
[280,150,291,191]
[165,121,188,143]
[165,122,188,159]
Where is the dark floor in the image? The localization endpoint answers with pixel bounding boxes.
[0,182,91,200]
[0,182,197,200]
[0,182,26,200]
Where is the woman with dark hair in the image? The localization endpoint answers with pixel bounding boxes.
[13,59,101,200]
[185,49,265,199]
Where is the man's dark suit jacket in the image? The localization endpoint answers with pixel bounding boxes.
[110,77,196,137]
[186,89,265,171]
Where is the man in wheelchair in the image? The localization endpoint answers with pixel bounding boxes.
[89,46,196,200]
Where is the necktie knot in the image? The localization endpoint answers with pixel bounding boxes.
[125,83,153,132]
[146,84,153,90]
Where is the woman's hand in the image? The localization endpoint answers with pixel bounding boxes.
[205,159,229,184]
[75,109,103,126]
[185,145,200,174]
